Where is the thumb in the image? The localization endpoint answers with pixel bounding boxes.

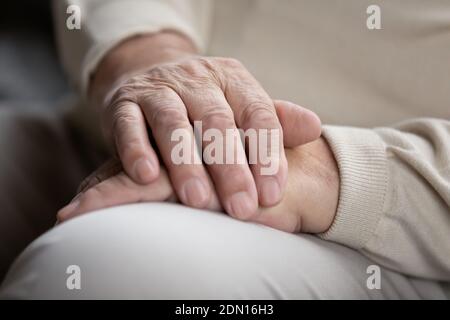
[273,99,322,147]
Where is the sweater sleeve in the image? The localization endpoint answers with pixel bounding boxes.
[320,118,450,281]
[52,0,212,95]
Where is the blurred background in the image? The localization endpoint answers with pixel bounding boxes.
[0,1,70,111]
[0,1,90,282]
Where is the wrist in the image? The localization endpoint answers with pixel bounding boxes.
[89,31,197,108]
[285,137,340,233]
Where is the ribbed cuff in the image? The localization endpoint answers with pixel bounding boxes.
[318,125,388,249]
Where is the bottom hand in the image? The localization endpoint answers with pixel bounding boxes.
[57,138,339,234]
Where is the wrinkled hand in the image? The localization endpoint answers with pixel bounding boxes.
[58,138,339,234]
[93,33,321,220]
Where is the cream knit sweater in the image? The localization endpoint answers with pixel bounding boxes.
[53,0,450,281]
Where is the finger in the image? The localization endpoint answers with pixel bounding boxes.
[221,60,286,207]
[140,87,212,209]
[273,100,322,147]
[57,169,174,223]
[183,86,259,220]
[77,158,123,194]
[107,99,160,184]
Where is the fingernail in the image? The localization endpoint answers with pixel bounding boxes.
[133,158,155,183]
[57,199,80,221]
[260,178,281,206]
[181,178,209,208]
[226,192,257,220]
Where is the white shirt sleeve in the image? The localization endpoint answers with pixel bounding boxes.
[52,0,212,95]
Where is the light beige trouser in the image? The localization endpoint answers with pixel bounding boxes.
[1,202,449,299]
[0,109,448,299]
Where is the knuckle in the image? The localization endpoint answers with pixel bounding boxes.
[150,106,189,135]
[199,109,235,129]
[216,57,243,69]
[177,58,219,89]
[146,64,167,78]
[82,187,102,202]
[111,110,140,134]
[240,101,277,127]
[212,57,244,88]
[197,57,223,76]
[141,87,174,106]
[142,66,179,90]
[216,166,250,190]
[108,84,137,108]
[104,89,139,128]
[114,84,136,99]
[92,181,112,196]
[180,58,208,76]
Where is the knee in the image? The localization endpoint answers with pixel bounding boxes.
[0,203,385,299]
[0,203,263,299]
